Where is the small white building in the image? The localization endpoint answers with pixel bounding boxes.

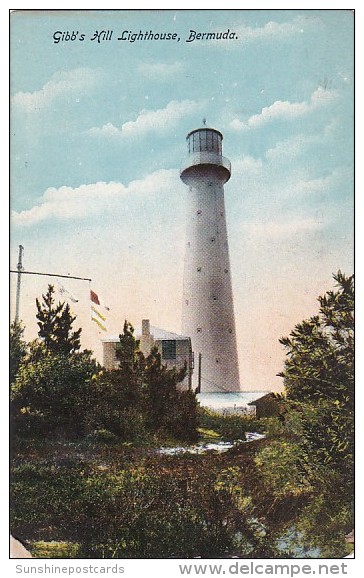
[197,391,272,415]
[101,319,193,391]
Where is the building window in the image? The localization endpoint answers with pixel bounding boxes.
[162,340,177,360]
[200,130,207,151]
[193,132,199,152]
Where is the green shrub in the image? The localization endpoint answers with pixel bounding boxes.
[11,351,100,439]
[255,441,312,498]
[10,457,278,558]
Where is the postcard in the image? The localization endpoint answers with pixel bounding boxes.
[9,9,354,565]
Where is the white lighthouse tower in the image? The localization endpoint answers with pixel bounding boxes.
[180,124,241,393]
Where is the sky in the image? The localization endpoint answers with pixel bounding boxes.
[10,9,354,392]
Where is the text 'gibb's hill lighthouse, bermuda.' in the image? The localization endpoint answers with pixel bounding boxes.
[180,123,241,393]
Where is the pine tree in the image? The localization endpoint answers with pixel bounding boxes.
[278,271,354,407]
[10,320,27,384]
[112,320,198,440]
[36,284,82,355]
[278,271,354,484]
[115,320,143,372]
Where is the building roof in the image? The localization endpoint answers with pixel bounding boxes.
[248,392,278,405]
[186,126,223,140]
[101,325,191,343]
[197,391,272,409]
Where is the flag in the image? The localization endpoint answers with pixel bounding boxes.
[90,289,109,331]
[90,289,110,310]
[57,282,78,303]
[91,305,106,322]
[91,306,107,331]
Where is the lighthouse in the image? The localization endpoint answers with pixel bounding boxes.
[180,124,241,393]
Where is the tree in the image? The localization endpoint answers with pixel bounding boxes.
[11,348,100,438]
[104,320,198,441]
[11,285,100,439]
[274,271,354,556]
[278,271,354,408]
[278,271,354,480]
[10,321,27,384]
[115,320,143,372]
[36,284,82,355]
[143,346,198,441]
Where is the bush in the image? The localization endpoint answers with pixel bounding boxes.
[11,457,279,558]
[11,350,100,439]
[254,441,312,498]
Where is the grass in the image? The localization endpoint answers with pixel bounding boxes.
[30,541,80,558]
[197,427,222,441]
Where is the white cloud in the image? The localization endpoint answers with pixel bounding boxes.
[88,99,203,139]
[265,134,319,162]
[138,61,184,78]
[244,216,324,241]
[11,68,98,112]
[229,149,350,243]
[232,155,263,176]
[236,17,306,42]
[282,167,351,201]
[230,87,337,131]
[88,122,121,138]
[12,169,180,227]
[208,15,313,49]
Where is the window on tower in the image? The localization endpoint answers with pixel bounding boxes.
[188,129,222,154]
[192,132,199,152]
[200,131,207,151]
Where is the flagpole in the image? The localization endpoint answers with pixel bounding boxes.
[15,245,24,323]
[11,246,92,322]
[10,270,92,282]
